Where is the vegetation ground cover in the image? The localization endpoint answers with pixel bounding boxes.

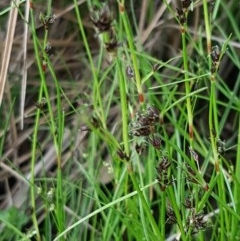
[0,0,240,240]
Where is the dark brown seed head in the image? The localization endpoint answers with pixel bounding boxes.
[44,42,53,56]
[156,157,172,190]
[211,45,221,62]
[131,124,152,137]
[117,147,130,161]
[99,4,111,24]
[186,164,196,176]
[129,104,160,137]
[183,198,195,209]
[166,207,177,224]
[35,97,47,110]
[148,135,161,149]
[147,105,160,124]
[105,39,121,53]
[176,8,186,25]
[156,157,171,173]
[182,0,192,10]
[90,4,112,33]
[185,164,200,184]
[39,12,56,30]
[191,212,208,231]
[91,116,102,128]
[135,143,144,155]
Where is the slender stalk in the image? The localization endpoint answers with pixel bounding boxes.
[30,1,65,239]
[181,22,193,148]
[203,0,212,54]
[205,1,228,239]
[117,54,162,239]
[209,80,219,167]
[29,3,43,240]
[128,166,163,240]
[73,0,105,126]
[231,113,240,239]
[167,187,187,241]
[203,0,218,167]
[118,1,143,103]
[180,15,194,241]
[116,58,129,155]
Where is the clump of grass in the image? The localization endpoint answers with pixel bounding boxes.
[0,0,240,241]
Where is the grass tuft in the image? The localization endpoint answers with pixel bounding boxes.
[0,0,240,241]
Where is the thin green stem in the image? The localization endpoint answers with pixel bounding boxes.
[159,191,166,239]
[73,0,105,126]
[53,181,158,241]
[30,2,66,239]
[29,5,44,241]
[116,58,129,155]
[231,112,240,239]
[128,167,163,240]
[217,167,229,241]
[181,23,193,148]
[118,1,143,102]
[117,52,162,239]
[203,0,212,54]
[167,187,186,240]
[209,81,219,166]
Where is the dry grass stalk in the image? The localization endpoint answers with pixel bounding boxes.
[20,1,30,130]
[0,0,20,105]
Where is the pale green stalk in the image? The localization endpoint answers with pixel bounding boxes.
[73,0,105,127]
[118,1,143,102]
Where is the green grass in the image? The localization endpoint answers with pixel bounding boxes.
[0,0,240,240]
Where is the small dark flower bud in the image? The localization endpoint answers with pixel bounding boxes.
[126,65,134,78]
[105,39,122,53]
[135,143,144,155]
[166,206,178,224]
[35,97,47,110]
[156,157,171,173]
[190,211,208,232]
[44,42,53,56]
[39,12,56,30]
[183,198,195,209]
[91,116,102,128]
[90,4,112,33]
[176,8,186,25]
[148,135,161,149]
[189,146,199,162]
[147,105,160,124]
[182,0,192,11]
[211,45,220,62]
[116,147,130,161]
